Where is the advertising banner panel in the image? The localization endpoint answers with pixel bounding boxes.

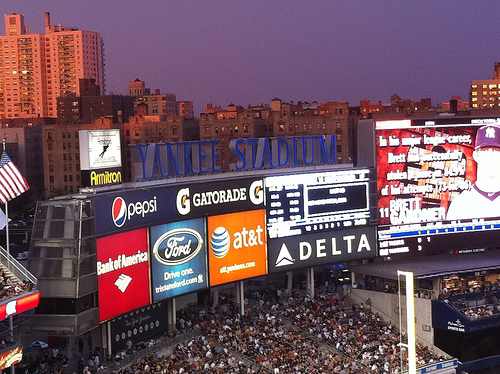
[207,210,267,286]
[110,301,168,354]
[95,189,176,236]
[97,229,151,322]
[175,178,264,217]
[376,118,500,255]
[0,345,22,371]
[150,219,208,301]
[267,225,377,273]
[94,178,264,236]
[264,169,371,239]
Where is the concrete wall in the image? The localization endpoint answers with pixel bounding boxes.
[350,288,444,354]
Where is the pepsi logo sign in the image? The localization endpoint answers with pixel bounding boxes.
[112,196,158,227]
[153,228,203,266]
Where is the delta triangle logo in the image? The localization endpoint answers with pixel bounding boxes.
[275,243,295,267]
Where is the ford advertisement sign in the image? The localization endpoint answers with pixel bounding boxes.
[150,218,208,301]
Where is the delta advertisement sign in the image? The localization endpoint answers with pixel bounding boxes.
[267,226,376,273]
[94,178,264,236]
[150,219,208,301]
[207,210,267,286]
[97,229,151,322]
[376,118,500,255]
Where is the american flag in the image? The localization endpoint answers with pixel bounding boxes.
[0,151,29,204]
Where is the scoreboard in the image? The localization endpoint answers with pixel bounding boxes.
[265,169,371,239]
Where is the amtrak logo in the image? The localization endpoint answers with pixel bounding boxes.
[114,274,132,293]
[112,197,127,227]
[486,126,496,139]
[275,243,294,267]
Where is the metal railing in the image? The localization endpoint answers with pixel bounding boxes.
[0,245,37,286]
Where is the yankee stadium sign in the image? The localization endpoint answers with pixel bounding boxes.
[130,135,336,179]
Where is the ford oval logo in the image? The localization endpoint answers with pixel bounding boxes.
[153,228,203,266]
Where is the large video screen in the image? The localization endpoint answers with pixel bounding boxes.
[264,169,371,239]
[376,118,500,256]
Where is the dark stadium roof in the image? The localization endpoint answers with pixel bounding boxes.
[349,250,500,280]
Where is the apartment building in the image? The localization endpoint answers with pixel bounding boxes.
[0,12,104,119]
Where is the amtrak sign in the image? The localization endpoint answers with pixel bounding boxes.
[267,226,377,273]
[130,135,336,180]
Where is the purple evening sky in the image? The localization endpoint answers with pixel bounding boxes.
[4,1,500,115]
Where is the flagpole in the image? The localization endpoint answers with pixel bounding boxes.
[2,139,9,262]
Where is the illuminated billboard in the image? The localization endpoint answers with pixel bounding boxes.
[94,178,264,236]
[264,169,371,239]
[0,291,40,321]
[376,117,500,255]
[207,210,267,286]
[150,219,208,301]
[97,229,151,322]
[267,226,377,273]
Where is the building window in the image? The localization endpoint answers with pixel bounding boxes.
[337,144,342,152]
[49,175,54,183]
[205,127,211,135]
[172,128,178,136]
[336,122,341,130]
[243,126,248,133]
[48,154,54,162]
[49,165,54,172]
[48,143,53,151]
[63,143,67,150]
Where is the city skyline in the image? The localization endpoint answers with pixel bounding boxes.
[4,1,500,115]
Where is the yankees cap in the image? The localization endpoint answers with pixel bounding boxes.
[475,124,500,149]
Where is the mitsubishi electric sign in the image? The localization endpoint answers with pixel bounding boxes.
[267,226,377,273]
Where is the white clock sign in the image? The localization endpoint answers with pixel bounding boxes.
[79,129,122,170]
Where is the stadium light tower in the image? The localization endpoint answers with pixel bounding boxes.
[397,270,417,374]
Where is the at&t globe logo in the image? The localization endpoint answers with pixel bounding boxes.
[111,196,158,227]
[211,227,230,258]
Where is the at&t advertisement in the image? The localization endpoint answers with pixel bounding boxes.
[150,219,208,301]
[207,210,267,286]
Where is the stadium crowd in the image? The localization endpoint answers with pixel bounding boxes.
[108,287,447,374]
